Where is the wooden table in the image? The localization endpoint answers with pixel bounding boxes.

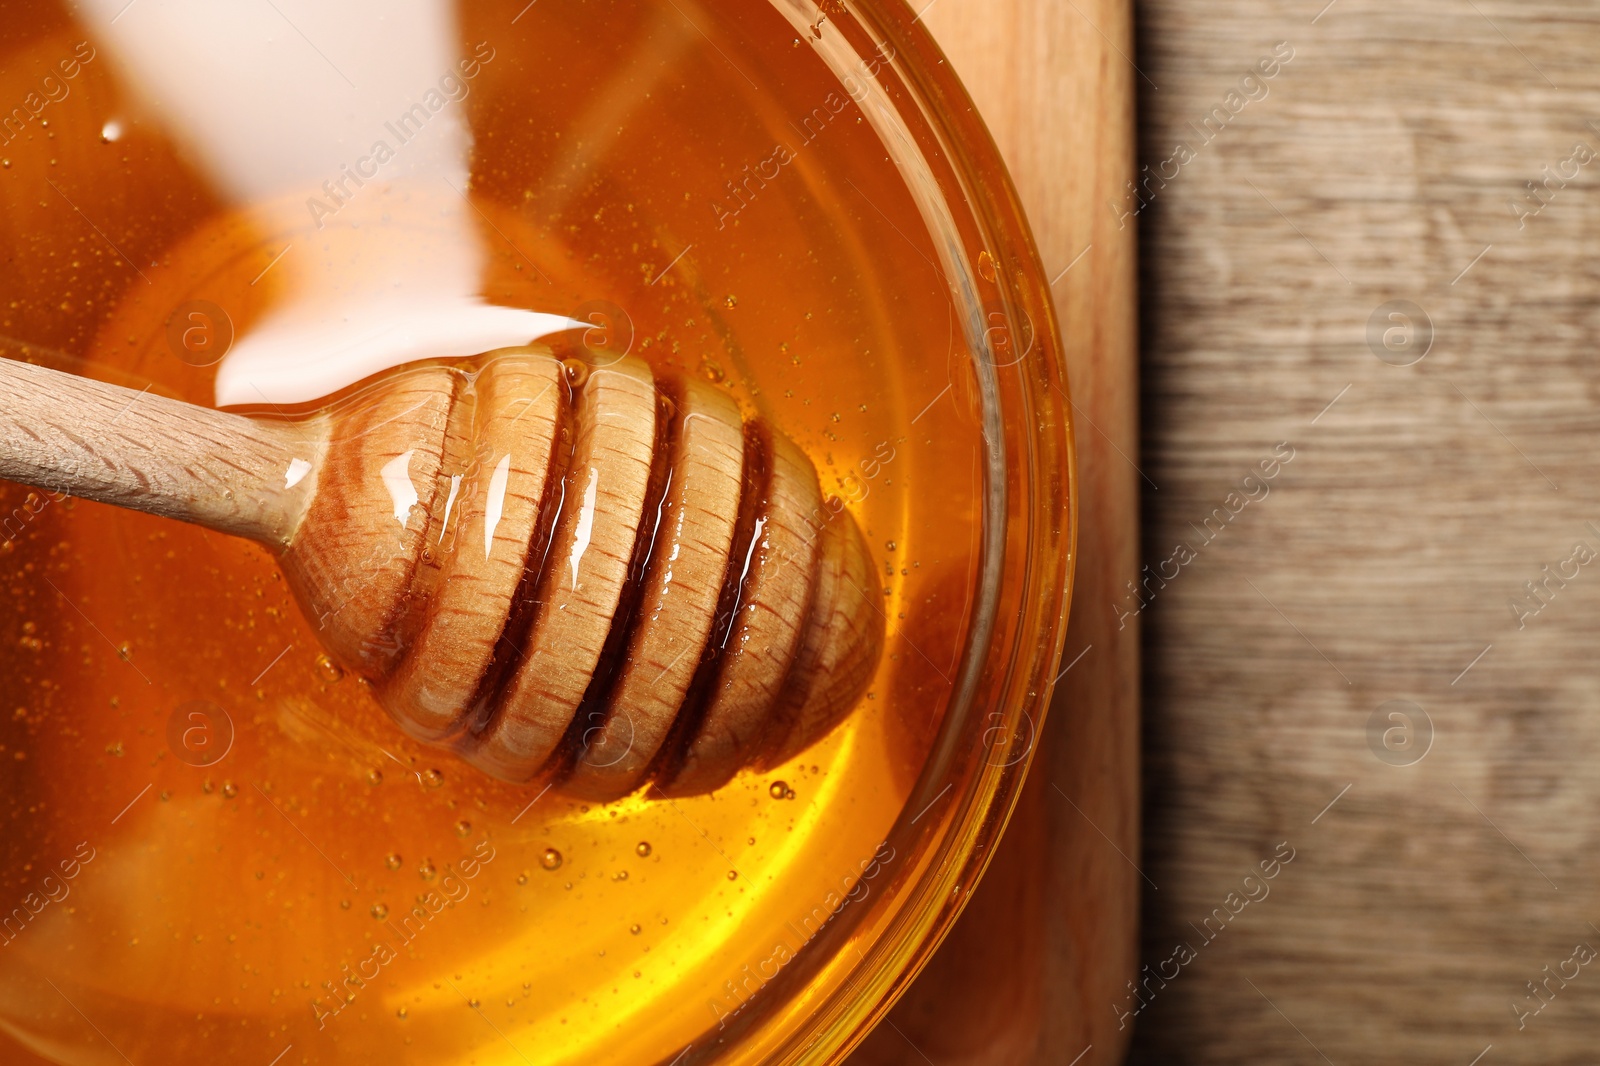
[848,2,1142,1064]
[1136,1,1596,1063]
[862,0,1600,1063]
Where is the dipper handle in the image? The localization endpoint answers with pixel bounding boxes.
[0,356,320,545]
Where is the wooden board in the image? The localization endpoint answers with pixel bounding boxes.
[847,1,1141,1064]
[1126,2,1600,1063]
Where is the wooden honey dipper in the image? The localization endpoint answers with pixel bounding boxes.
[0,349,882,798]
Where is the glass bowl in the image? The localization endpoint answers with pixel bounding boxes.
[0,1,1072,1063]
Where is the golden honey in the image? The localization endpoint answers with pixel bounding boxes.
[0,2,985,1062]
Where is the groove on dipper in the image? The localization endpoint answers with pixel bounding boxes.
[648,416,773,788]
[361,369,465,673]
[460,368,578,742]
[550,376,680,782]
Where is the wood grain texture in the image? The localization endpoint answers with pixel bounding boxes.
[280,365,458,671]
[571,374,744,794]
[848,0,1142,1063]
[379,352,565,740]
[0,355,319,543]
[1129,2,1600,1063]
[762,493,882,769]
[468,358,659,783]
[662,427,823,795]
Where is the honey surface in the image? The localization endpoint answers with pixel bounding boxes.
[0,2,983,1062]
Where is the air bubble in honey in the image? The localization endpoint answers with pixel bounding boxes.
[315,654,344,682]
[370,903,389,920]
[561,357,589,389]
[769,780,789,799]
[385,853,402,871]
[454,820,471,838]
[540,848,562,871]
[635,841,651,858]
